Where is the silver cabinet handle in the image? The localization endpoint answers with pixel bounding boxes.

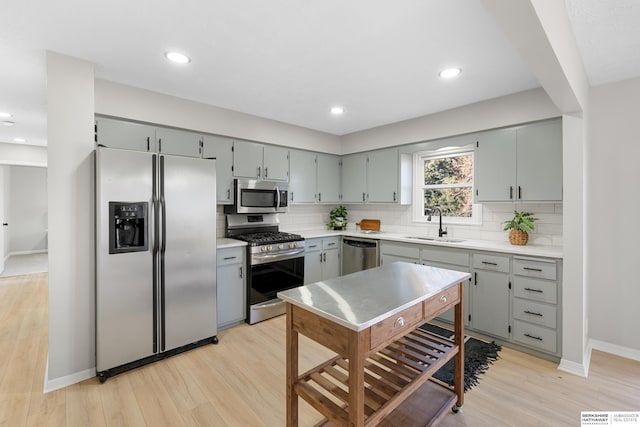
[393,191,396,202]
[323,252,326,262]
[257,166,261,177]
[523,267,543,272]
[394,317,405,328]
[223,256,237,260]
[318,192,321,202]
[482,261,498,266]
[362,192,365,202]
[320,253,323,262]
[239,266,243,278]
[524,333,543,341]
[524,310,543,317]
[264,167,268,178]
[327,242,336,246]
[158,138,162,152]
[524,287,543,293]
[509,186,513,199]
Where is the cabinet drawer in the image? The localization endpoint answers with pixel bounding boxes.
[473,253,509,273]
[305,239,322,253]
[323,238,340,250]
[512,320,557,354]
[217,247,244,266]
[421,246,469,267]
[424,285,460,321]
[381,243,420,259]
[513,298,556,328]
[370,304,423,350]
[513,277,557,304]
[513,258,556,280]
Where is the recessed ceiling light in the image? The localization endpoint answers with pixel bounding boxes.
[330,106,345,115]
[164,51,191,64]
[13,138,26,143]
[0,111,12,118]
[3,121,14,126]
[439,67,462,79]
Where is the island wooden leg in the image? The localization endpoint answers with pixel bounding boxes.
[286,303,299,427]
[347,329,366,427]
[453,281,465,411]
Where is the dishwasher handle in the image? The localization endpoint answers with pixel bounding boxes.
[343,238,378,248]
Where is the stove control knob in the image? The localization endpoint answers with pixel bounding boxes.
[278,244,284,250]
[289,242,297,248]
[261,246,268,252]
[268,245,273,251]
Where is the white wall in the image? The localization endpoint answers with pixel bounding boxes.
[587,77,640,355]
[94,79,342,155]
[0,166,9,270]
[46,52,95,391]
[0,143,47,167]
[9,166,48,254]
[340,88,559,153]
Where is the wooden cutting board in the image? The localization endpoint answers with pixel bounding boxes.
[358,219,381,231]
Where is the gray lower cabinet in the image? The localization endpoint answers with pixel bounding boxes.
[380,241,420,265]
[202,135,234,204]
[304,237,340,284]
[471,253,511,339]
[216,247,246,329]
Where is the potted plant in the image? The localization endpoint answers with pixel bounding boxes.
[327,205,348,230]
[503,211,537,246]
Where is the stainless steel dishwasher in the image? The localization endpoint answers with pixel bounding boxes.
[342,237,380,275]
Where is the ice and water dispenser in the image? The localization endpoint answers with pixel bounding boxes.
[108,202,149,254]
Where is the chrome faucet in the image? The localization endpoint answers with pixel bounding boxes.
[426,206,448,238]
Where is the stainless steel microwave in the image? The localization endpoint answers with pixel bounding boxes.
[224,179,289,214]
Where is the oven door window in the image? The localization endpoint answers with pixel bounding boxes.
[241,189,277,208]
[250,257,304,304]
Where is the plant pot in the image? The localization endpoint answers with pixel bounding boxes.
[509,230,529,246]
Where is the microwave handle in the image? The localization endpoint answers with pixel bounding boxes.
[276,184,281,208]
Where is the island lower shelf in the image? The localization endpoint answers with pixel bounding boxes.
[294,328,458,426]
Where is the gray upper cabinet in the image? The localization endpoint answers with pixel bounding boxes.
[95,117,156,152]
[516,120,562,201]
[289,150,317,203]
[233,140,289,181]
[367,148,399,203]
[156,127,202,158]
[341,153,368,203]
[316,153,341,203]
[202,135,234,204]
[475,119,562,202]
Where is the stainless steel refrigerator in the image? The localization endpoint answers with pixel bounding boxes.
[95,147,217,382]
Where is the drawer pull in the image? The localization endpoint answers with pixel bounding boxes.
[394,317,405,328]
[524,333,543,341]
[524,310,543,317]
[482,261,498,266]
[523,267,543,272]
[327,242,336,246]
[524,287,543,293]
[223,256,237,260]
[440,295,447,304]
[308,245,318,248]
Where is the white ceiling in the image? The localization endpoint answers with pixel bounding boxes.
[0,0,638,147]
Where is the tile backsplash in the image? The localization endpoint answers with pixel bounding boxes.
[217,203,563,246]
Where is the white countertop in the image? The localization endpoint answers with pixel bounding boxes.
[216,238,247,249]
[278,262,470,331]
[217,229,562,258]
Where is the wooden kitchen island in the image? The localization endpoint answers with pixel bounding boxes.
[278,262,470,427]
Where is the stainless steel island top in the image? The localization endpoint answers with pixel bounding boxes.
[278,261,470,332]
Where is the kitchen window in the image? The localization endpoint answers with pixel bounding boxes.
[413,147,481,224]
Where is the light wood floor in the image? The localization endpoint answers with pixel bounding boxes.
[1,273,639,426]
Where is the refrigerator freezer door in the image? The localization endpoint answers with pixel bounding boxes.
[161,155,217,351]
[96,148,155,372]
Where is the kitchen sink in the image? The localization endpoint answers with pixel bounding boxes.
[404,236,466,243]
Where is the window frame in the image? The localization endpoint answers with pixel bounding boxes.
[412,146,482,225]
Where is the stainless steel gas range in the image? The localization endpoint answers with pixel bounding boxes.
[226,214,305,324]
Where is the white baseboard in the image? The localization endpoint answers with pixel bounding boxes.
[558,356,589,378]
[8,249,48,256]
[43,354,96,393]
[588,338,640,363]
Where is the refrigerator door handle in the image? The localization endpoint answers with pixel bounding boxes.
[152,154,159,354]
[159,155,167,352]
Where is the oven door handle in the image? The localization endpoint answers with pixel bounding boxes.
[252,248,305,261]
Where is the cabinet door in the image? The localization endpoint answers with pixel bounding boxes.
[472,270,510,338]
[156,127,202,158]
[341,153,367,203]
[202,135,234,204]
[289,150,317,203]
[95,117,156,152]
[304,252,323,285]
[323,248,340,280]
[316,154,341,203]
[475,128,517,202]
[233,140,264,179]
[367,149,399,203]
[217,263,245,328]
[516,120,562,201]
[263,145,290,181]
